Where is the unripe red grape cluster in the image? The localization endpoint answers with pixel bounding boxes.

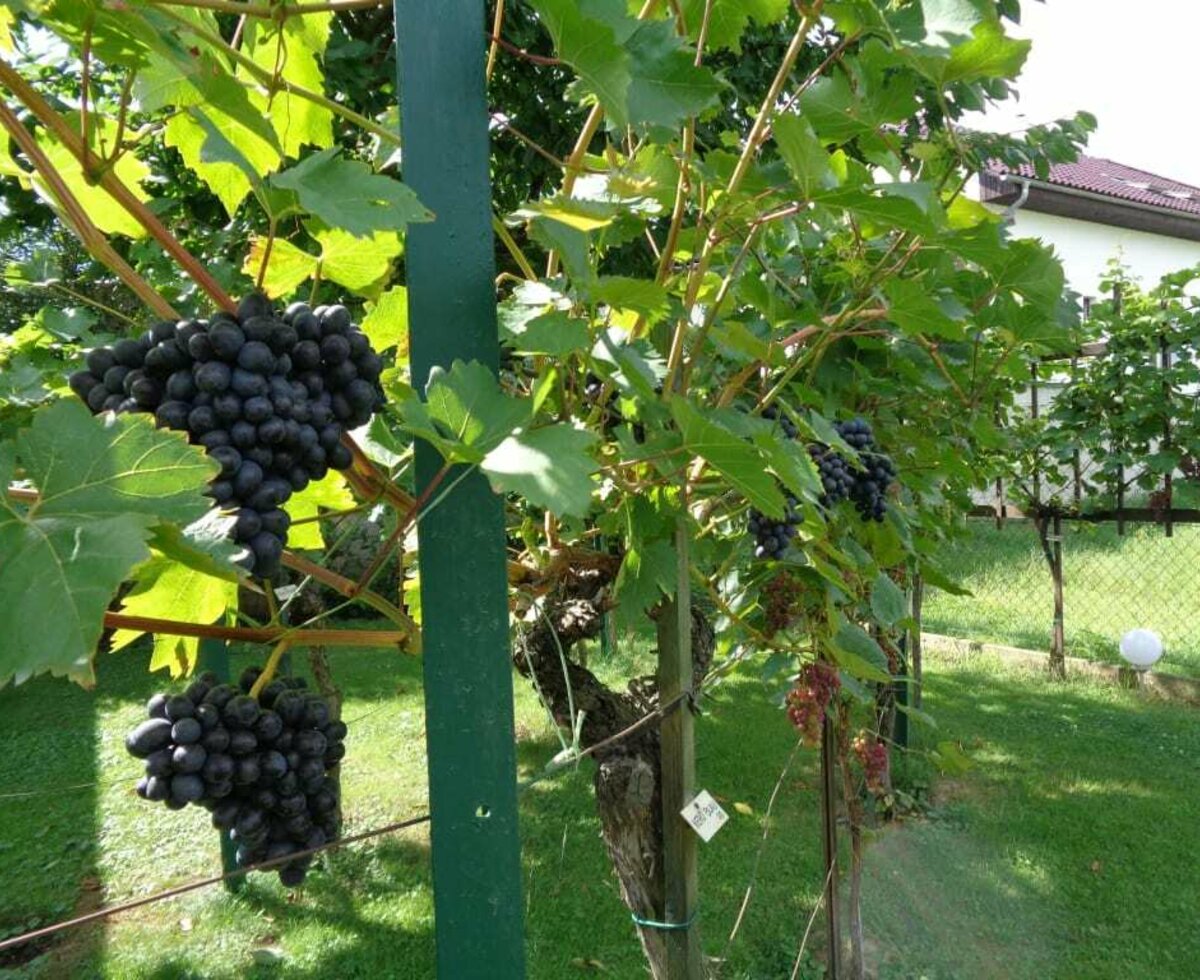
[785,661,840,747]
[124,668,346,887]
[67,294,385,578]
[761,571,804,637]
[852,732,889,796]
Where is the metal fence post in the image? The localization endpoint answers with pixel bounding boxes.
[396,3,526,976]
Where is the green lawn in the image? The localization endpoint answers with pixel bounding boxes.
[923,518,1200,676]
[1,638,1197,978]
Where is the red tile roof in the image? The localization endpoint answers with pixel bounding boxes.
[988,155,1200,217]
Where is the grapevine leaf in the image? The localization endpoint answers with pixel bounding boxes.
[243,237,319,299]
[148,509,242,581]
[830,621,892,682]
[19,401,217,523]
[481,425,597,518]
[109,556,238,678]
[272,149,431,238]
[35,123,151,239]
[588,276,670,322]
[678,0,789,53]
[773,114,834,198]
[529,0,721,129]
[503,310,590,356]
[417,360,531,462]
[360,285,410,355]
[942,22,1030,83]
[284,471,355,549]
[670,397,785,518]
[313,227,402,296]
[869,572,907,627]
[615,537,677,620]
[241,11,333,156]
[0,511,151,687]
[164,108,280,217]
[884,278,965,339]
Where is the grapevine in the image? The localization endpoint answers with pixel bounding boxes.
[125,667,347,887]
[68,295,385,578]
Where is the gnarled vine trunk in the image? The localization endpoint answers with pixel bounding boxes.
[511,569,712,979]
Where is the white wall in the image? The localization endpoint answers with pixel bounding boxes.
[1003,208,1200,298]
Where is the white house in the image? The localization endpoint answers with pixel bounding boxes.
[972,157,1200,506]
[979,155,1200,299]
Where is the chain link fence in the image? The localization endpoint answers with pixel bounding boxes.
[922,516,1200,678]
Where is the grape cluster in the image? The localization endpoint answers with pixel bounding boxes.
[852,732,889,796]
[124,668,346,887]
[747,495,801,559]
[761,571,804,637]
[835,418,896,523]
[785,662,840,747]
[67,294,384,578]
[746,407,802,558]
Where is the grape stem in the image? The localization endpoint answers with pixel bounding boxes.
[282,550,420,643]
[0,58,237,314]
[0,99,179,319]
[248,638,291,699]
[102,612,410,648]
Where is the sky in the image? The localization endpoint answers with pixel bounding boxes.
[969,0,1200,188]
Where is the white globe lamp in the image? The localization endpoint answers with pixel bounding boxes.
[1119,629,1163,672]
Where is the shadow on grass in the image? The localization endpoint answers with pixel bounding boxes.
[0,657,106,978]
[865,656,1200,979]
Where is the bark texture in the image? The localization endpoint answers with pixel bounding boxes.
[511,568,712,979]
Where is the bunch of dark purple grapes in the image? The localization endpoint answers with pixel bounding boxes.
[67,294,384,578]
[747,411,897,558]
[834,418,896,523]
[748,407,802,558]
[124,667,346,888]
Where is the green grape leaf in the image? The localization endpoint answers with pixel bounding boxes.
[773,113,834,197]
[360,285,410,355]
[481,424,597,518]
[884,278,965,339]
[669,397,785,518]
[588,276,670,322]
[148,509,242,581]
[313,227,402,296]
[417,360,531,462]
[503,310,590,356]
[529,0,721,129]
[830,621,892,682]
[284,471,355,549]
[109,556,238,678]
[678,0,789,53]
[272,149,431,238]
[241,11,333,156]
[243,237,320,299]
[942,22,1030,83]
[869,572,907,627]
[20,401,217,523]
[35,123,151,239]
[615,536,677,620]
[164,107,281,217]
[0,511,152,687]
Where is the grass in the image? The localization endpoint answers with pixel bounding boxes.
[1,636,1197,977]
[923,518,1200,676]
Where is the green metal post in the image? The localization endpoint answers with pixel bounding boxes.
[198,636,243,893]
[395,4,526,977]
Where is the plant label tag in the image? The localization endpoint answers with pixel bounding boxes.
[681,790,728,842]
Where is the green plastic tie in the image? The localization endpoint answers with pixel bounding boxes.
[631,908,699,931]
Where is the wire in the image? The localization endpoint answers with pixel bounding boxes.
[0,813,431,955]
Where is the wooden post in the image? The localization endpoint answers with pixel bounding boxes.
[1114,283,1126,535]
[1070,356,1082,507]
[910,571,923,711]
[198,636,242,892]
[1029,361,1041,507]
[656,519,702,979]
[1050,513,1065,678]
[396,3,526,976]
[1161,332,1173,537]
[820,706,841,978]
